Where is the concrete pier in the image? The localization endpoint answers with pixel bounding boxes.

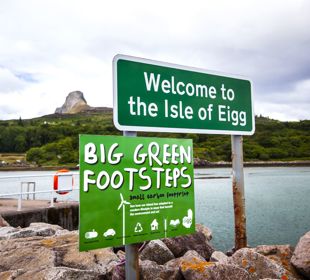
[0,198,79,230]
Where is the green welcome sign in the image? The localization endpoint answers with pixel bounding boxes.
[113,55,255,135]
[79,135,195,251]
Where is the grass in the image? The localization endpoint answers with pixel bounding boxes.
[0,153,26,163]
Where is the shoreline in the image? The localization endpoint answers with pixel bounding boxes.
[0,166,79,172]
[0,160,310,171]
[196,160,310,168]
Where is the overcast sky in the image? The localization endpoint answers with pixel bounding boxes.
[0,0,309,121]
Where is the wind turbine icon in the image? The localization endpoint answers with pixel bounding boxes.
[117,193,131,245]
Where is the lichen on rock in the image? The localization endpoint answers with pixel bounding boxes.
[291,231,310,278]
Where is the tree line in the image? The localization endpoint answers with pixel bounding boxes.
[0,113,309,165]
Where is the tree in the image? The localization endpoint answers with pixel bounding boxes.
[14,135,26,152]
[18,117,24,126]
[26,147,45,164]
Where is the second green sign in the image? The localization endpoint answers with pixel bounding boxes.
[79,135,195,251]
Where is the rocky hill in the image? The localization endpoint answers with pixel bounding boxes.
[55,91,90,114]
[55,91,112,115]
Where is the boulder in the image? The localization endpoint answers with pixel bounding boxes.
[5,228,37,239]
[60,245,119,275]
[0,223,65,240]
[291,231,310,278]
[179,250,213,279]
[0,229,120,279]
[182,250,206,262]
[254,245,302,279]
[0,270,23,280]
[0,215,9,227]
[180,252,213,279]
[40,232,119,276]
[162,259,183,280]
[203,263,250,280]
[0,238,56,272]
[140,240,174,265]
[139,260,163,280]
[229,248,296,280]
[180,254,249,280]
[195,223,212,241]
[162,231,214,260]
[185,263,251,280]
[210,251,229,263]
[111,250,197,280]
[0,226,19,240]
[0,271,12,280]
[114,259,182,280]
[110,264,125,280]
[43,267,102,279]
[28,222,64,236]
[116,250,125,260]
[162,250,204,280]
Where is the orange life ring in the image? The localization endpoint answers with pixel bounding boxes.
[53,169,73,195]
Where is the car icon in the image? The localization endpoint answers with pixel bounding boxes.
[103,228,116,237]
[85,229,98,239]
[170,219,180,227]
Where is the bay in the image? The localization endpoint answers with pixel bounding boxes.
[0,166,309,251]
[195,166,310,251]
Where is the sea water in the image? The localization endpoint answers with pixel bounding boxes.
[0,167,309,251]
[195,167,310,251]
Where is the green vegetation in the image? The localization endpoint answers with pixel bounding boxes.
[0,111,309,166]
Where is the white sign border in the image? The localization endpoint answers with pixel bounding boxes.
[113,54,255,136]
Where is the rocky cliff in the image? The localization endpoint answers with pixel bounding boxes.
[55,91,90,114]
[55,91,112,115]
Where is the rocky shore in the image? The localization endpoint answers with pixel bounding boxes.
[0,217,309,280]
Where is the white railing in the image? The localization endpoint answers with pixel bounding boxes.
[0,172,79,211]
[0,172,229,212]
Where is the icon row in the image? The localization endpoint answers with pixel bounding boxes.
[84,209,193,240]
[85,228,116,239]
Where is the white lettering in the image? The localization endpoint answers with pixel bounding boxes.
[83,170,95,192]
[144,72,160,92]
[84,143,97,164]
[108,143,123,164]
[161,79,171,93]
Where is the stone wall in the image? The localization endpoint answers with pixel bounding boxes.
[1,203,79,230]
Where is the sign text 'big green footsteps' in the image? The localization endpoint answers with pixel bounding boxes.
[79,135,195,251]
[113,55,255,135]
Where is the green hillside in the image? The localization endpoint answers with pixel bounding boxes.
[0,110,309,166]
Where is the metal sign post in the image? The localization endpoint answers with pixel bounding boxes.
[231,135,247,249]
[123,130,139,280]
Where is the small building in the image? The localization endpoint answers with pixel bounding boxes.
[151,219,159,231]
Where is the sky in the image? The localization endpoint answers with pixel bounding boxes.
[0,0,309,121]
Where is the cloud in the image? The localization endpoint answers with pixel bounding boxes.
[0,0,309,121]
[0,67,30,93]
[255,78,310,121]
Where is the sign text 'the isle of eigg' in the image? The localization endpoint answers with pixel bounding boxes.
[79,135,195,251]
[113,55,255,135]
